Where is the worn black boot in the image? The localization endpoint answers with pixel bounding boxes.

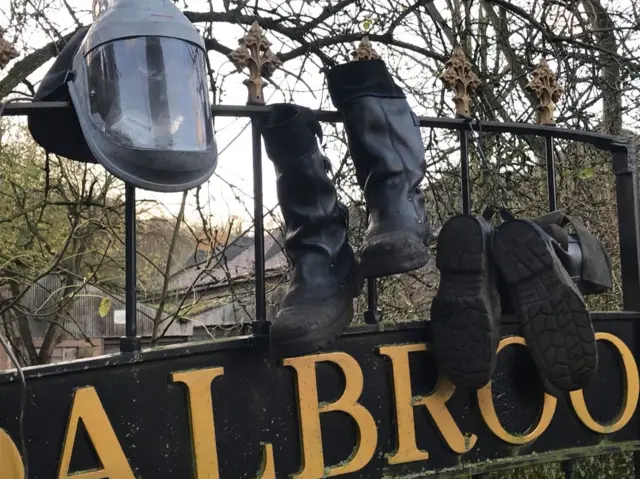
[430,213,502,389]
[326,59,430,278]
[491,210,610,392]
[259,103,362,357]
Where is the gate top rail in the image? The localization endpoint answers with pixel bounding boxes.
[3,101,633,155]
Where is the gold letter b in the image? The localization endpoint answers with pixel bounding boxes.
[284,352,378,478]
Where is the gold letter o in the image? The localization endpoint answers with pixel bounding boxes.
[569,332,639,434]
[477,336,558,445]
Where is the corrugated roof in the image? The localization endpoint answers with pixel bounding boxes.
[168,230,288,294]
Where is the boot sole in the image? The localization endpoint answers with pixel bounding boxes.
[269,300,354,358]
[492,220,598,392]
[360,231,428,277]
[430,215,498,389]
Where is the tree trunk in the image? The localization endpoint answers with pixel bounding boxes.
[582,0,622,135]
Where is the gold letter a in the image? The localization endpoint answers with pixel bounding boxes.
[57,386,135,479]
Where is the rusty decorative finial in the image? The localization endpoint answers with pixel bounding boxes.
[526,59,564,126]
[351,37,380,61]
[229,22,282,106]
[440,47,480,119]
[0,29,18,70]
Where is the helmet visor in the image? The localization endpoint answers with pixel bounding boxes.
[86,36,213,151]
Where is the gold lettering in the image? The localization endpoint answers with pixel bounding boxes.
[283,352,377,478]
[0,429,23,479]
[57,387,135,479]
[477,336,558,445]
[172,367,276,479]
[569,332,640,433]
[256,443,275,479]
[379,344,476,464]
[172,367,225,479]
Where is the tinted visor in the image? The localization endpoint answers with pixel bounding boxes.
[86,36,213,151]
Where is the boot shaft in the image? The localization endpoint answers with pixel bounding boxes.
[326,59,430,242]
[258,103,354,288]
[341,97,427,232]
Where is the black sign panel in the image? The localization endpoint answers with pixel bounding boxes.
[0,315,639,478]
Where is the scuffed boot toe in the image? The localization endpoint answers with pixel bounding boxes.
[269,294,355,357]
[360,231,428,278]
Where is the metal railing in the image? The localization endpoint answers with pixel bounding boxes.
[2,29,640,479]
[5,99,639,344]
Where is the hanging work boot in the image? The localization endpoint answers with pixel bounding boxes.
[259,103,362,357]
[430,212,502,389]
[492,209,611,392]
[326,59,430,278]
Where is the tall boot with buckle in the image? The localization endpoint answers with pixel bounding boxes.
[492,209,612,392]
[326,59,430,278]
[259,103,362,357]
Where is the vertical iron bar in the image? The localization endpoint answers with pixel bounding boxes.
[120,184,141,353]
[634,451,640,478]
[364,207,381,324]
[251,118,268,335]
[365,278,379,323]
[612,145,640,312]
[546,136,557,211]
[611,144,640,478]
[562,459,575,479]
[460,128,471,214]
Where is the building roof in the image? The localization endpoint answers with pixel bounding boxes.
[168,229,288,294]
[2,274,191,341]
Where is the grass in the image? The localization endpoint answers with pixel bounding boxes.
[482,453,634,478]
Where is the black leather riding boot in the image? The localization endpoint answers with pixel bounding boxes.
[259,103,361,357]
[430,213,502,389]
[326,59,430,278]
[492,214,601,393]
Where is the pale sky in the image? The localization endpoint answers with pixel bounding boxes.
[2,0,633,230]
[2,0,369,229]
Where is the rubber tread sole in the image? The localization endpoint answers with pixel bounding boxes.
[430,215,498,389]
[492,220,598,392]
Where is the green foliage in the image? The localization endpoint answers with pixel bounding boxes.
[0,125,69,270]
[0,120,211,360]
[577,167,596,180]
[484,453,634,478]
